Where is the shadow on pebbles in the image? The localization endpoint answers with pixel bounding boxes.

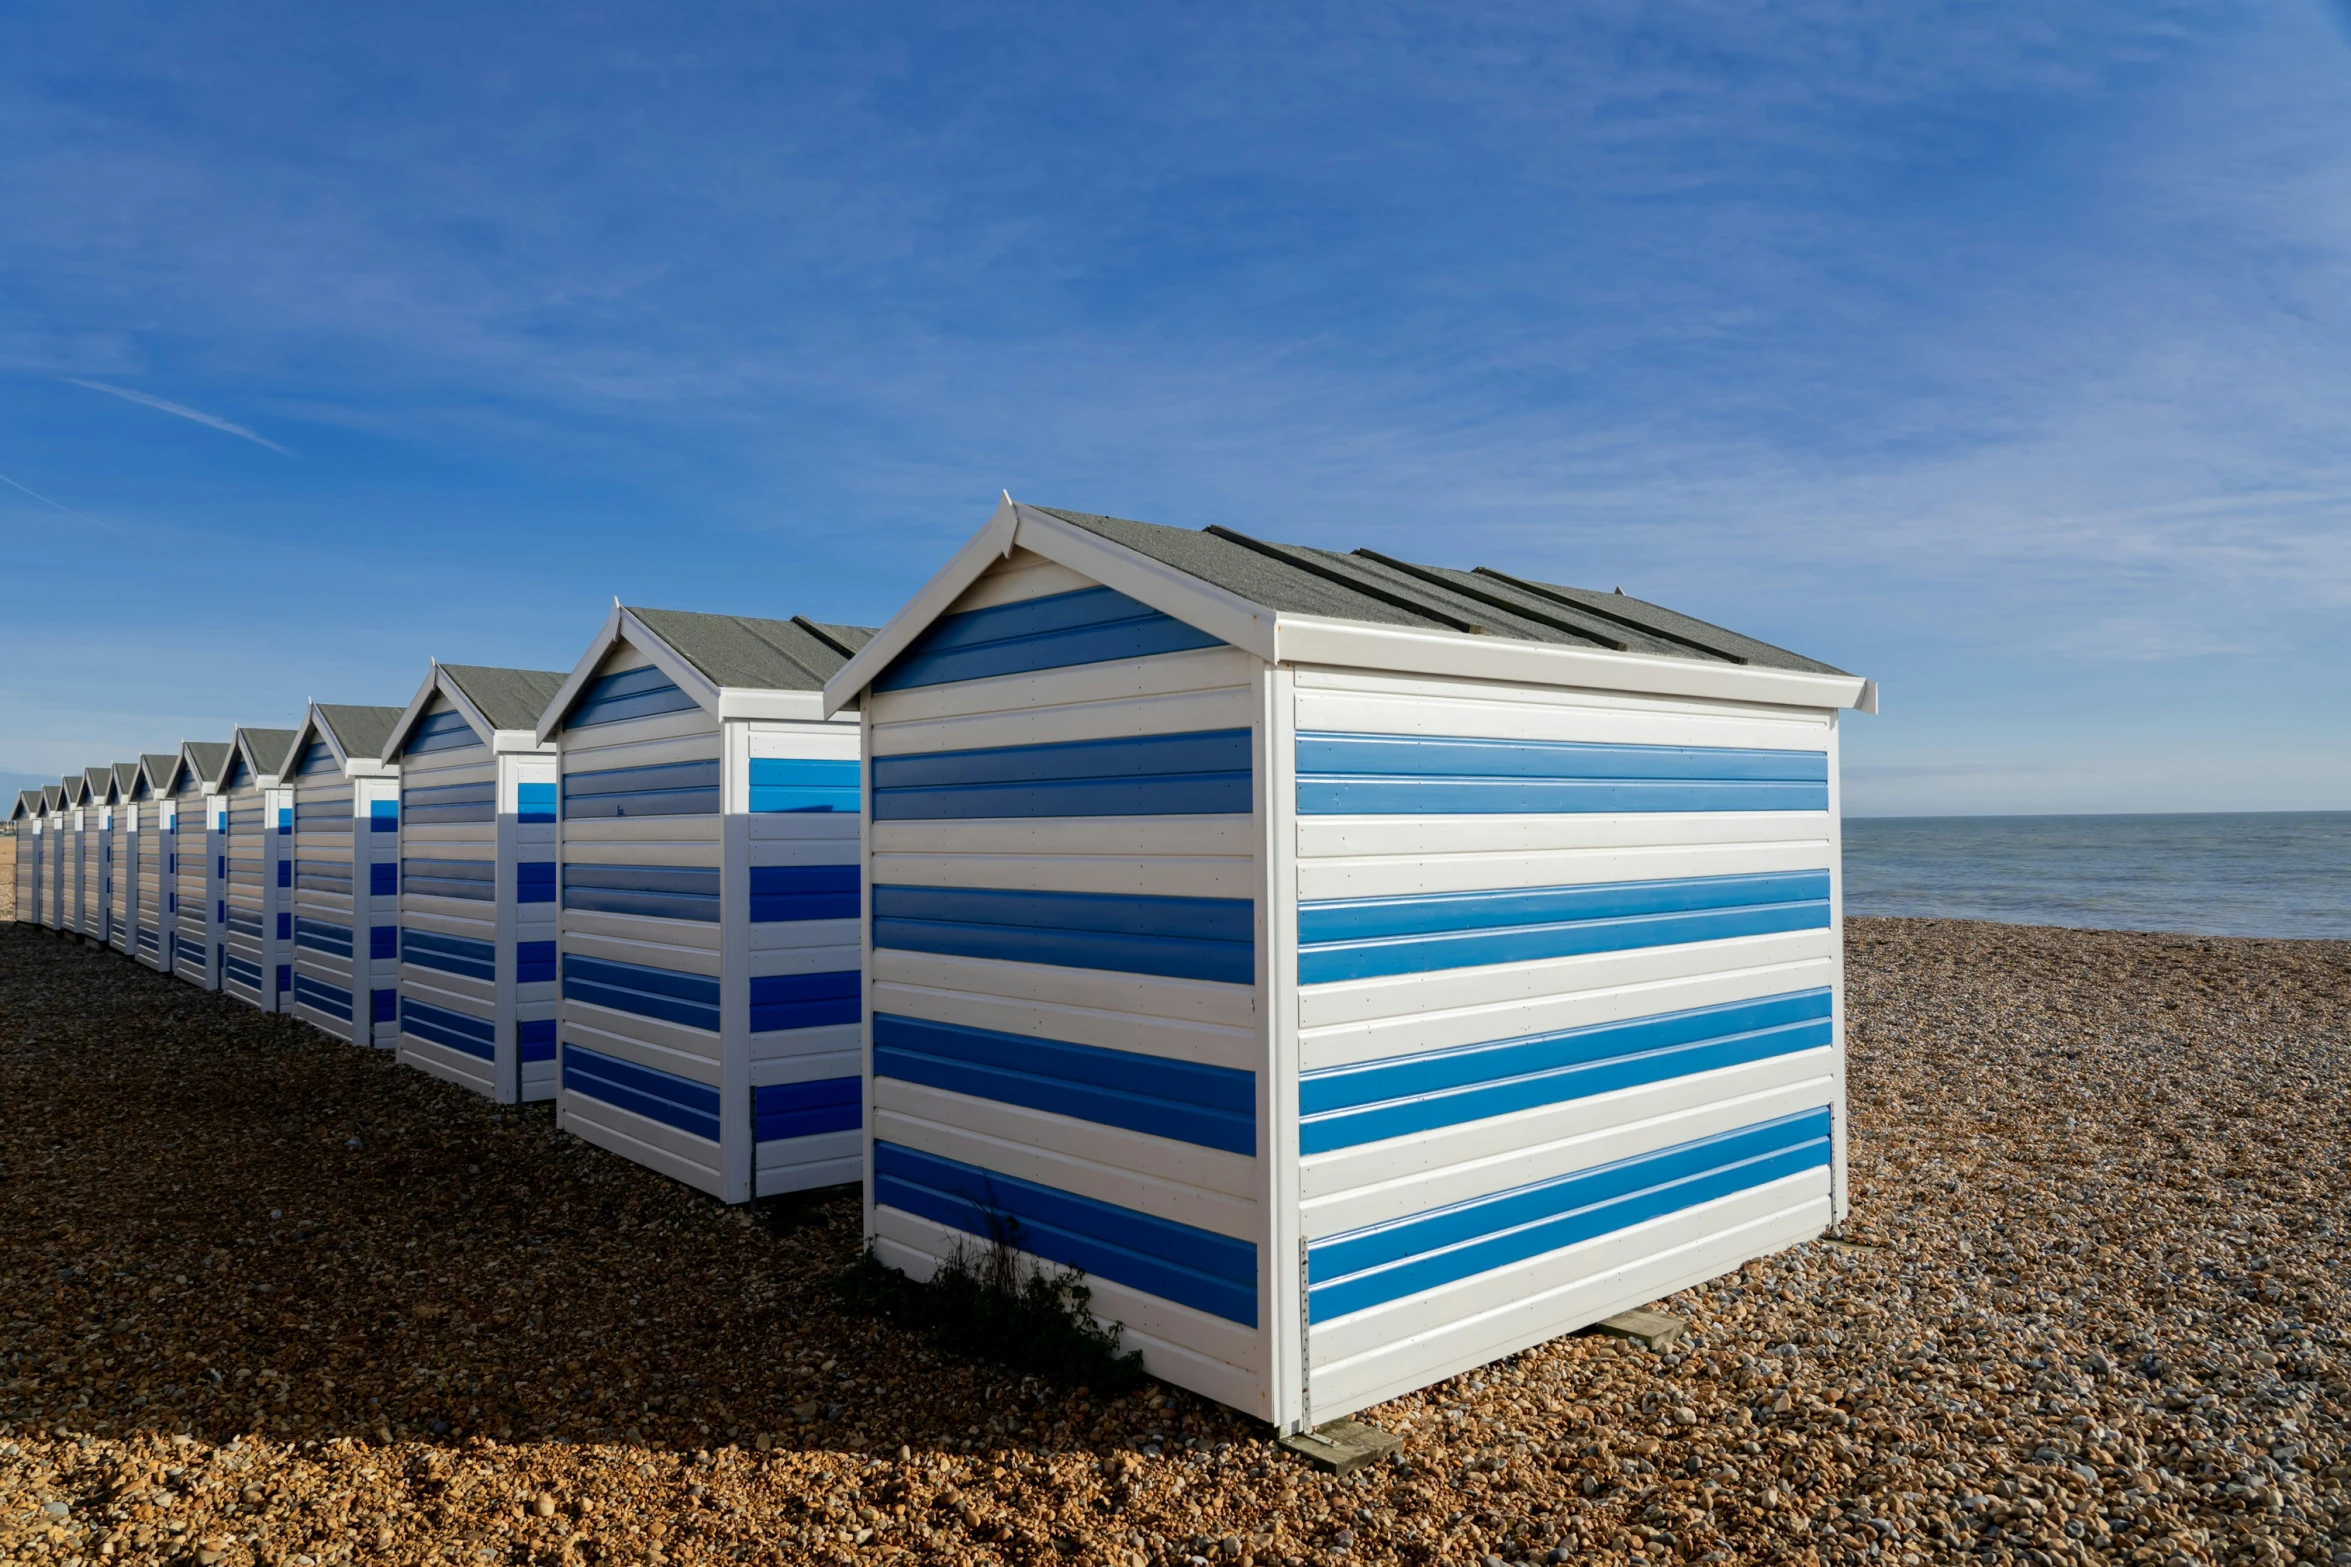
[1,918,2346,1567]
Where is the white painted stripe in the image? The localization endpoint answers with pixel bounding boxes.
[873,946,1258,1032]
[397,905,498,942]
[868,645,1259,736]
[399,967,495,1012]
[1295,685,1832,752]
[744,723,861,760]
[874,814,1253,859]
[559,916,723,965]
[746,929,861,971]
[748,1039,861,1084]
[561,709,716,757]
[557,837,723,869]
[870,969,1256,1073]
[941,548,1098,614]
[558,816,724,847]
[746,817,862,850]
[560,1095,723,1198]
[399,1039,497,1099]
[873,848,1256,901]
[1297,838,1829,901]
[755,1136,862,1195]
[401,824,497,848]
[558,1006,720,1075]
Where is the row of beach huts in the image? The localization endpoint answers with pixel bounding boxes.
[8,497,1874,1433]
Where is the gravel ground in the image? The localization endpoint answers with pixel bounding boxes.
[2,916,2346,1567]
[1,833,16,922]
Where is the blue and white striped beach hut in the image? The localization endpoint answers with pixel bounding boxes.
[382,662,567,1102]
[77,768,115,946]
[107,760,143,957]
[131,754,182,971]
[9,791,40,926]
[166,742,234,989]
[284,704,406,1046]
[40,784,69,934]
[823,497,1876,1429]
[220,728,300,1009]
[536,606,873,1204]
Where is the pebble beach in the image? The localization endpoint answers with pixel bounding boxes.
[1,914,2344,1567]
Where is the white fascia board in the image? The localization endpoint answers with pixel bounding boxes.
[380,665,453,762]
[821,494,1020,716]
[715,688,834,723]
[490,727,558,756]
[1010,505,1280,662]
[535,604,627,743]
[534,606,725,741]
[1270,616,1874,712]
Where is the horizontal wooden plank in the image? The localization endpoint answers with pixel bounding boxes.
[870,645,1257,731]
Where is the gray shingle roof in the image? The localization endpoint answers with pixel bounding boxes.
[627,608,879,692]
[237,727,301,779]
[85,766,116,801]
[1034,507,1844,675]
[43,785,65,811]
[316,705,405,763]
[13,790,37,819]
[138,754,180,795]
[439,665,568,732]
[111,760,141,798]
[181,741,233,789]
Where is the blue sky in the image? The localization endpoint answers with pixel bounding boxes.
[4,2,2349,815]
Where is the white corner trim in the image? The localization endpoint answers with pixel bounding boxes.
[1270,616,1872,710]
[822,496,1021,715]
[715,688,834,723]
[1854,679,1880,716]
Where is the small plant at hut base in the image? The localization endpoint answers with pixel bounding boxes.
[838,1211,1145,1394]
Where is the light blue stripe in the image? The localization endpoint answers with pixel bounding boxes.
[1297,870,1830,983]
[1307,1108,1832,1321]
[875,585,1222,692]
[748,757,861,814]
[1296,731,1829,814]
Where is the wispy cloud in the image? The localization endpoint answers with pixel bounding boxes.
[0,465,124,532]
[64,378,290,454]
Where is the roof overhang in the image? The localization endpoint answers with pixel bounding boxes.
[385,663,555,760]
[823,495,1875,717]
[535,605,832,742]
[231,729,295,789]
[287,703,397,780]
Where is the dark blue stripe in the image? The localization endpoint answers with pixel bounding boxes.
[517,783,557,823]
[401,996,494,1060]
[753,1075,862,1142]
[296,740,339,776]
[277,859,291,888]
[562,953,721,1032]
[223,909,262,939]
[875,586,1223,693]
[402,858,494,902]
[561,759,719,819]
[873,884,1254,984]
[1300,988,1834,1152]
[137,927,158,952]
[405,708,485,756]
[295,798,354,832]
[370,862,398,898]
[1295,732,1831,815]
[401,781,495,825]
[294,917,352,958]
[517,860,555,903]
[873,1141,1257,1325]
[370,800,399,833]
[174,934,206,966]
[748,863,859,923]
[223,952,263,988]
[293,972,354,1020]
[370,924,397,960]
[562,1043,720,1140]
[372,987,399,1023]
[873,728,1251,820]
[567,664,702,730]
[1307,1108,1833,1321]
[401,927,496,981]
[516,939,556,985]
[562,862,719,922]
[748,757,860,814]
[518,1018,557,1061]
[1296,870,1831,983]
[296,861,353,895]
[874,1012,1254,1154]
[749,969,860,1033]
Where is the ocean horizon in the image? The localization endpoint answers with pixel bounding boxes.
[1843,809,2351,940]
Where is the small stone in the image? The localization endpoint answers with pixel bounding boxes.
[43,1500,69,1517]
[532,1495,557,1518]
[1218,1536,1242,1558]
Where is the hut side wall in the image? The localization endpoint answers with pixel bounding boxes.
[291,745,402,1045]
[508,752,560,1102]
[397,704,505,1096]
[81,803,107,942]
[11,818,33,924]
[47,811,73,932]
[172,781,218,987]
[222,778,291,1009]
[111,802,136,954]
[1285,664,1845,1419]
[860,555,1274,1416]
[135,800,171,969]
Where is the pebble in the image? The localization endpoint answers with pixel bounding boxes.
[0,915,2344,1567]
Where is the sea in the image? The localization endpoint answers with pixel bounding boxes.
[1842,811,2351,940]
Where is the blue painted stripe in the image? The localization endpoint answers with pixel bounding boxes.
[405,708,485,756]
[748,863,859,923]
[402,927,496,981]
[294,799,354,832]
[518,1018,557,1061]
[1307,1108,1833,1322]
[370,924,397,960]
[517,860,555,903]
[370,799,398,833]
[874,1013,1254,1154]
[294,917,352,958]
[562,862,719,922]
[516,939,556,984]
[748,757,860,814]
[875,585,1224,693]
[749,969,860,1032]
[402,781,494,825]
[223,909,263,939]
[293,972,354,1020]
[873,728,1251,821]
[174,934,206,966]
[296,860,353,896]
[402,995,494,1060]
[562,759,719,819]
[276,858,291,888]
[402,857,494,901]
[223,951,263,988]
[372,987,398,1023]
[1300,988,1834,1153]
[279,964,294,994]
[562,1043,720,1141]
[1296,869,1831,984]
[277,912,291,942]
[137,927,159,953]
[370,862,398,898]
[517,782,556,823]
[296,739,339,776]
[873,1141,1257,1325]
[1295,732,1831,815]
[567,664,702,730]
[873,884,1254,985]
[562,953,721,1032]
[753,1076,862,1142]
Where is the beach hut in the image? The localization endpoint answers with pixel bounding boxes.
[220,727,300,1010]
[535,606,873,1204]
[381,662,567,1102]
[168,742,234,989]
[131,754,182,971]
[40,785,69,934]
[76,767,115,946]
[9,791,39,925]
[821,498,1876,1429]
[107,760,143,957]
[285,704,406,1046]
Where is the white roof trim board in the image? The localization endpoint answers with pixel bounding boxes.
[534,604,836,741]
[825,496,1875,716]
[284,704,400,780]
[383,662,559,758]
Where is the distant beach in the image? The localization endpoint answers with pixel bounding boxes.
[1845,811,2351,940]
